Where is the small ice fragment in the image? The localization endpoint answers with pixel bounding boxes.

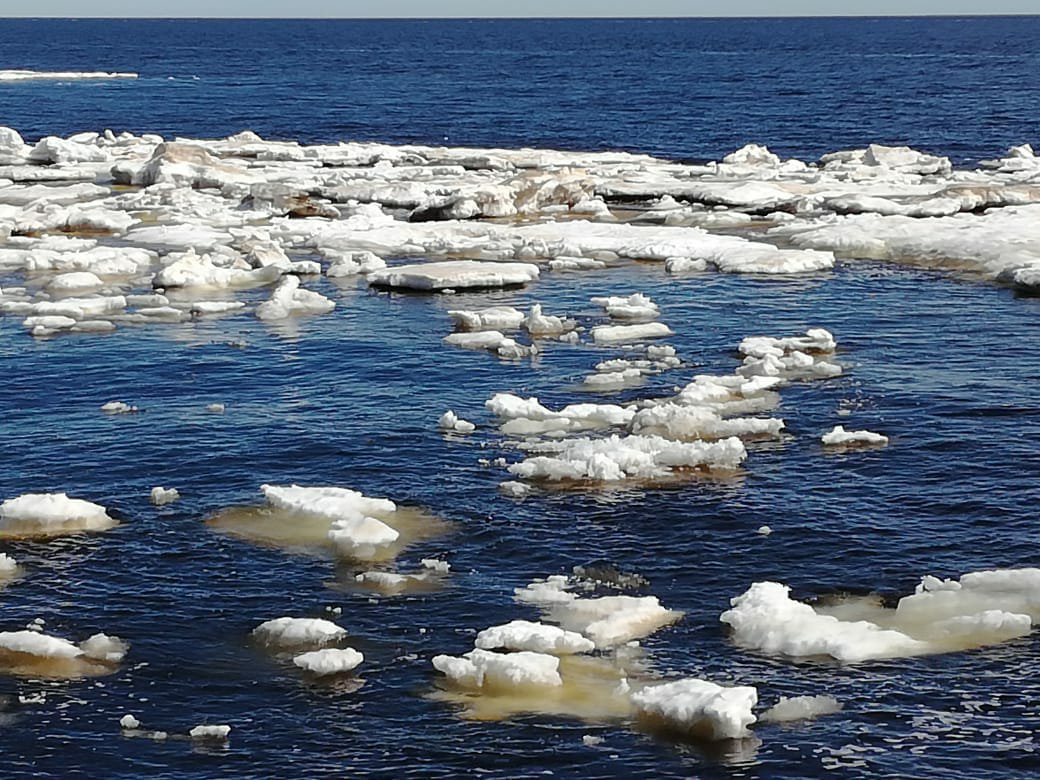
[499,481,531,498]
[582,735,604,747]
[761,695,843,723]
[757,525,773,536]
[421,558,451,574]
[79,633,129,663]
[206,403,226,413]
[150,487,180,506]
[821,425,889,447]
[292,647,363,676]
[438,410,476,434]
[120,714,140,730]
[101,400,138,414]
[0,553,18,575]
[189,724,231,740]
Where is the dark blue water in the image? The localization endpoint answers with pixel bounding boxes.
[1,17,1039,163]
[2,16,1040,780]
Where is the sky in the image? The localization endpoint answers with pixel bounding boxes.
[1,1,1038,17]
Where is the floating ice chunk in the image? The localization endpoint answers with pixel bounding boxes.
[630,405,785,442]
[590,293,659,321]
[548,595,681,648]
[325,250,386,277]
[261,484,396,519]
[0,492,116,535]
[632,678,758,741]
[523,304,576,337]
[150,487,180,505]
[0,630,80,659]
[79,633,129,663]
[420,558,451,574]
[433,648,562,689]
[438,410,476,434]
[47,272,105,293]
[0,70,137,81]
[119,714,141,730]
[757,526,773,536]
[448,306,525,332]
[761,695,843,723]
[514,575,577,606]
[821,426,889,447]
[739,328,837,358]
[591,322,673,344]
[722,143,781,168]
[721,581,926,662]
[101,400,137,414]
[548,256,606,271]
[189,724,231,740]
[476,621,595,655]
[256,275,335,320]
[292,647,364,676]
[509,434,746,483]
[328,515,400,558]
[153,251,281,290]
[581,367,645,391]
[499,481,531,498]
[368,260,540,291]
[207,403,225,413]
[665,257,709,273]
[582,734,604,747]
[0,553,18,576]
[443,330,536,359]
[252,617,346,648]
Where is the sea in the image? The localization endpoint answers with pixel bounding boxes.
[1,15,1039,779]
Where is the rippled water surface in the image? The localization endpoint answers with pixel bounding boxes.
[2,16,1040,780]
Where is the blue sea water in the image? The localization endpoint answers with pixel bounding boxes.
[1,16,1040,779]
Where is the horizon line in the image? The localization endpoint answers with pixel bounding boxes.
[3,13,1040,20]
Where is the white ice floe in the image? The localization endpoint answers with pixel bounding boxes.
[760,695,843,723]
[508,434,746,483]
[150,487,180,505]
[590,322,673,344]
[188,724,231,740]
[47,271,105,292]
[822,426,889,447]
[523,304,576,337]
[119,714,141,730]
[632,678,758,741]
[448,305,525,332]
[153,250,281,290]
[79,633,129,663]
[590,293,659,321]
[252,617,347,648]
[443,330,536,359]
[0,70,138,81]
[292,647,364,676]
[210,483,444,563]
[438,410,476,434]
[101,400,137,414]
[368,260,540,291]
[255,274,335,320]
[547,595,682,648]
[475,620,596,655]
[432,648,562,689]
[421,558,451,574]
[722,569,1040,663]
[0,492,116,535]
[0,553,18,576]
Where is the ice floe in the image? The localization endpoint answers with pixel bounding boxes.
[721,568,1040,663]
[0,629,127,678]
[207,484,449,563]
[369,260,540,291]
[292,647,364,676]
[760,695,843,723]
[0,492,117,536]
[632,678,758,741]
[0,70,138,81]
[252,617,346,648]
[821,425,889,447]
